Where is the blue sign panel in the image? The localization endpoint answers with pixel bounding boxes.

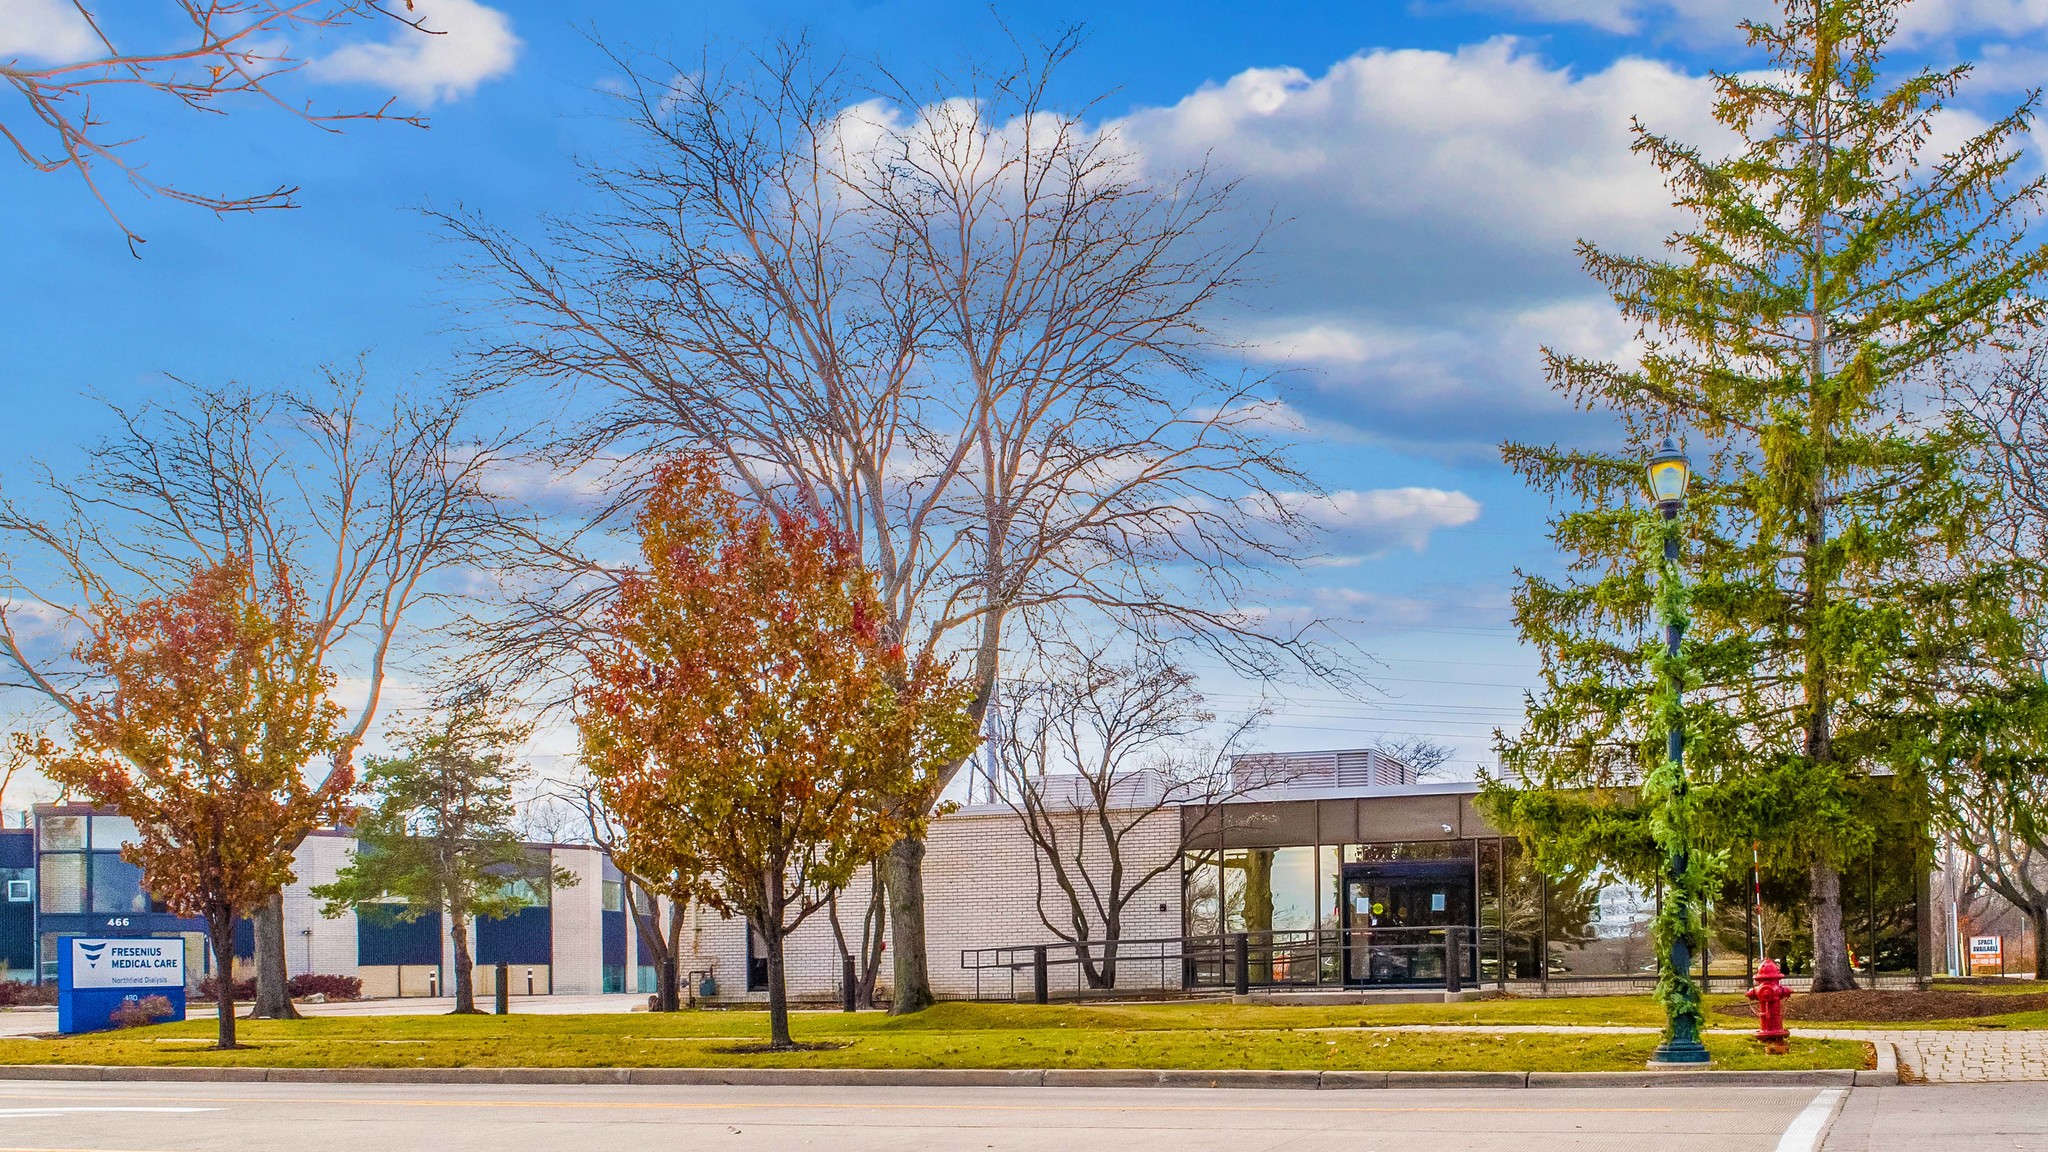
[57,936,187,1035]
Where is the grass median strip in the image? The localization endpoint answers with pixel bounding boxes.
[0,1002,1863,1073]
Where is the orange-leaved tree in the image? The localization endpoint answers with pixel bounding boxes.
[578,455,977,1049]
[37,559,349,1049]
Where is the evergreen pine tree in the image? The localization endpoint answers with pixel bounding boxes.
[1485,0,2048,991]
[315,692,571,1013]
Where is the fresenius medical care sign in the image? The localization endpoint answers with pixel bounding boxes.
[58,936,187,1034]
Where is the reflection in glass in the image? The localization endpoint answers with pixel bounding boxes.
[38,816,83,852]
[89,852,149,914]
[1182,851,1220,937]
[90,816,139,849]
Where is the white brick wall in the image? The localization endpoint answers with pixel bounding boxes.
[284,832,360,977]
[549,845,606,994]
[681,803,1184,1002]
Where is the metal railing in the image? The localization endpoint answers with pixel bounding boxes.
[961,931,1929,1001]
[961,926,1504,1002]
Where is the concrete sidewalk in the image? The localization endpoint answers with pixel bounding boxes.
[0,993,653,1037]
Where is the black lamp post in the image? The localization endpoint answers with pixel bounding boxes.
[1646,437,1711,1067]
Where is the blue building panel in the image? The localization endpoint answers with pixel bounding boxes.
[475,907,552,966]
[356,908,444,966]
[0,829,31,869]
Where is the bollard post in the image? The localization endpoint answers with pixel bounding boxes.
[526,967,534,997]
[1032,946,1049,1005]
[1233,932,1250,996]
[1445,927,1463,994]
[660,958,679,1012]
[495,961,509,1015]
[842,955,857,1013]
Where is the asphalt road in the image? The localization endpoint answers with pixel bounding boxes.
[0,1079,1868,1152]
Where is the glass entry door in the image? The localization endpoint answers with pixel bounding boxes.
[1341,863,1474,986]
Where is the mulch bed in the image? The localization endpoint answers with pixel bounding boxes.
[1714,989,2048,1023]
[707,1041,848,1055]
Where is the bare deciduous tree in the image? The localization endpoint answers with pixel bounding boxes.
[1938,772,2048,979]
[0,369,500,1015]
[826,867,887,1009]
[564,776,691,1010]
[442,33,1342,1013]
[3,1,436,250]
[1370,736,1456,782]
[991,644,1265,989]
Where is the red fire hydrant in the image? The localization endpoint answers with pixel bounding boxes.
[1748,958,1792,1051]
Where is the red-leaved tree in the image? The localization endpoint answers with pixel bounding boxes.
[37,560,349,1048]
[578,455,977,1048]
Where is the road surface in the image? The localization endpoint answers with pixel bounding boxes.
[0,1078,1897,1152]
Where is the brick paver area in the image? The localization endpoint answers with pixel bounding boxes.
[1798,1029,2048,1083]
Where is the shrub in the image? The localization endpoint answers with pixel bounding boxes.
[196,975,256,1001]
[288,973,361,1000]
[0,980,57,1007]
[110,995,175,1028]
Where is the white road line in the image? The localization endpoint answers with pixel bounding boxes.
[0,1107,217,1117]
[1774,1089,1845,1152]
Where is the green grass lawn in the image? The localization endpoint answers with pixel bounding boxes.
[0,1001,1863,1072]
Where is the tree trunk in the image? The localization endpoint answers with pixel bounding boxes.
[208,912,239,1050]
[763,870,792,1050]
[2033,906,2047,980]
[248,890,299,1019]
[1808,860,1859,992]
[662,902,685,1011]
[859,883,885,1010]
[883,833,934,1015]
[450,910,477,1014]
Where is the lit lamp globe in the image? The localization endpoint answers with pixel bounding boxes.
[1645,438,1691,511]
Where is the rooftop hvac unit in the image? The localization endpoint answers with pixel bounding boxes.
[1230,748,1415,791]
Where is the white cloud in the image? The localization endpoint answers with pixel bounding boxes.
[1262,486,1482,555]
[1112,42,1718,451]
[0,0,97,62]
[312,0,519,104]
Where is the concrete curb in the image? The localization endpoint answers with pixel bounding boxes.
[1853,1041,1900,1087]
[0,1064,1874,1090]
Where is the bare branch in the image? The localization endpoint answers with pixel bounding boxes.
[2,1,435,251]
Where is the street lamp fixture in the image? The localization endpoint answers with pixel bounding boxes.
[1645,435,1711,1068]
[1645,438,1690,512]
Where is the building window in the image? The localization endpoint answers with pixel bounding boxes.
[745,924,768,992]
[38,853,86,914]
[37,816,83,852]
[89,816,138,849]
[89,852,149,914]
[1182,851,1221,937]
[601,880,623,913]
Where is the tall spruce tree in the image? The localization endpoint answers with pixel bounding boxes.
[1485,0,2048,991]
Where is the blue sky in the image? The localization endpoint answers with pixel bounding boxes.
[5,0,2046,787]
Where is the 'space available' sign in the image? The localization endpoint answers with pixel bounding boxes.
[66,938,185,989]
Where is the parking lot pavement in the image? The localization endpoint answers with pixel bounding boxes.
[0,1078,1838,1152]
